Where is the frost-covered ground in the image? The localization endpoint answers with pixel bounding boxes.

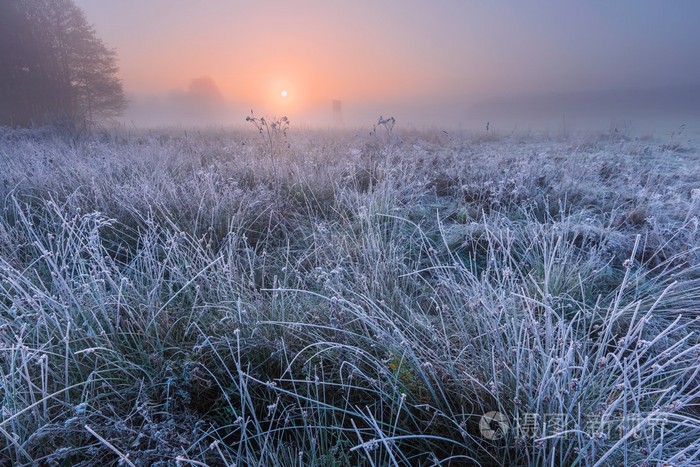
[0,125,699,465]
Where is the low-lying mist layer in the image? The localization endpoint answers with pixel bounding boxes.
[0,125,698,465]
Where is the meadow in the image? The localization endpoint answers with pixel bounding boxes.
[0,123,698,465]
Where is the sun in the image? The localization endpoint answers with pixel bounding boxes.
[280,89,288,98]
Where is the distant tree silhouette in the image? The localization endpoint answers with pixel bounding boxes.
[188,76,224,103]
[0,0,125,127]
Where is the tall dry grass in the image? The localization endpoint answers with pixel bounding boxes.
[0,125,698,465]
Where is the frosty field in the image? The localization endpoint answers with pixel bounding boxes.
[0,125,699,465]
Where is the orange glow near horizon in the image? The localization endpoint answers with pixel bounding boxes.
[73,0,700,126]
[73,1,469,122]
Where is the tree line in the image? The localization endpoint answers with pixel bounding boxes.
[0,0,125,128]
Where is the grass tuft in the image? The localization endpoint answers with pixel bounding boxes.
[0,125,698,465]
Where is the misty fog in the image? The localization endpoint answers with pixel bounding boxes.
[25,0,697,136]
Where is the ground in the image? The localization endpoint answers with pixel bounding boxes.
[0,124,698,465]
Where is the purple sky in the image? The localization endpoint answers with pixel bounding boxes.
[74,0,700,126]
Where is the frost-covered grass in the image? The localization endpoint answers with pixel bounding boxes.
[0,125,699,465]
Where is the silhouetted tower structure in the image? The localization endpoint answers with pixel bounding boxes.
[332,99,343,126]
